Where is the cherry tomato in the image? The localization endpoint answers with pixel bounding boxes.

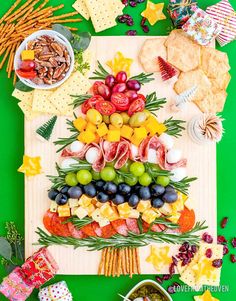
[128,98,145,116]
[111,92,130,111]
[95,100,116,115]
[112,83,127,93]
[92,81,104,94]
[81,95,104,114]
[125,90,138,101]
[16,69,37,79]
[105,75,116,88]
[20,60,36,72]
[97,83,111,99]
[116,71,127,83]
[137,93,146,102]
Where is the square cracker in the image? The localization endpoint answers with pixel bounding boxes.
[72,0,90,20]
[49,71,91,116]
[85,0,124,33]
[32,89,60,115]
[12,89,34,103]
[18,101,40,121]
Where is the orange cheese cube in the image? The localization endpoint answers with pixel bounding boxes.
[97,122,108,137]
[120,125,133,140]
[107,129,120,142]
[21,50,35,60]
[137,200,151,213]
[73,117,87,132]
[86,204,96,217]
[78,130,96,144]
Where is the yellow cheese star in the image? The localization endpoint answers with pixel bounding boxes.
[18,155,42,177]
[106,52,133,77]
[146,245,172,272]
[194,290,219,301]
[141,1,166,26]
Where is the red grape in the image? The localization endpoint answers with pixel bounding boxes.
[125,90,138,101]
[116,71,127,83]
[112,83,127,93]
[20,60,36,72]
[97,84,111,99]
[126,79,141,91]
[105,75,116,88]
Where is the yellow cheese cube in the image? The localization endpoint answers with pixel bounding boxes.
[21,50,35,60]
[142,209,158,224]
[71,206,79,216]
[78,195,92,207]
[107,129,120,142]
[100,203,119,221]
[68,198,79,208]
[58,204,71,217]
[128,209,140,219]
[137,200,151,213]
[50,201,58,213]
[74,207,88,219]
[86,122,97,133]
[159,203,173,215]
[117,203,132,218]
[78,130,96,144]
[120,125,133,140]
[95,201,104,208]
[109,124,119,130]
[133,127,147,140]
[86,204,96,217]
[130,135,143,146]
[97,122,108,137]
[145,116,167,136]
[73,117,87,132]
[168,212,181,224]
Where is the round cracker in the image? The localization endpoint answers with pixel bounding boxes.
[210,72,231,93]
[138,37,167,72]
[194,90,227,113]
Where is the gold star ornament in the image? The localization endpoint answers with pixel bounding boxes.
[106,52,133,77]
[18,155,42,177]
[194,290,219,301]
[141,1,166,26]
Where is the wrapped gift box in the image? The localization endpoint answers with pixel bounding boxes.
[167,0,198,28]
[21,248,59,288]
[38,281,73,301]
[182,8,222,45]
[0,267,34,301]
[206,0,236,47]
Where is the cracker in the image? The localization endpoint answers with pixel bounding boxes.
[201,47,230,78]
[174,69,212,102]
[12,89,34,102]
[138,38,167,73]
[165,29,201,72]
[32,89,60,115]
[49,72,91,116]
[72,0,90,20]
[210,72,231,93]
[18,101,39,121]
[195,90,227,113]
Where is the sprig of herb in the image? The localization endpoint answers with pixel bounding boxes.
[89,61,109,80]
[164,117,186,137]
[145,92,167,114]
[36,221,207,251]
[129,72,155,85]
[170,177,197,195]
[152,217,179,230]
[64,217,92,229]
[144,163,172,182]
[116,170,134,181]
[74,50,90,75]
[71,94,92,109]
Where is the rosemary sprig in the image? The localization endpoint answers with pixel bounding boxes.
[153,217,179,230]
[89,61,109,80]
[145,92,167,114]
[164,117,185,137]
[64,217,92,229]
[116,170,134,181]
[144,163,172,182]
[70,94,92,109]
[170,177,197,195]
[129,72,155,85]
[36,221,207,251]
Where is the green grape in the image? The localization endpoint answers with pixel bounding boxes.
[91,170,101,180]
[106,161,116,168]
[139,172,152,186]
[100,167,116,181]
[156,175,170,187]
[114,174,125,185]
[77,170,92,185]
[129,112,147,127]
[125,176,138,186]
[130,162,145,177]
[110,113,123,128]
[65,173,78,187]
[103,115,110,124]
[119,160,132,172]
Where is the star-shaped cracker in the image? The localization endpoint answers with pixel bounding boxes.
[194,290,219,301]
[141,1,166,26]
[106,52,133,77]
[146,245,172,272]
[18,155,42,177]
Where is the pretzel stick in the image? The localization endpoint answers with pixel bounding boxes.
[5,0,35,22]
[0,37,22,55]
[0,0,22,25]
[125,248,129,275]
[13,72,17,85]
[39,11,79,23]
[105,248,111,277]
[0,46,11,69]
[129,248,133,278]
[0,23,12,39]
[98,249,106,275]
[33,0,49,14]
[132,248,136,275]
[108,249,115,276]
[112,249,118,277]
[135,248,141,274]
[51,18,82,23]
[117,249,122,277]
[17,7,34,25]
[8,43,17,78]
[64,26,78,31]
[121,250,126,275]
[0,25,16,44]
[8,0,41,23]
[6,44,15,73]
[24,6,54,21]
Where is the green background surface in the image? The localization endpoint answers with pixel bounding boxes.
[0,0,235,300]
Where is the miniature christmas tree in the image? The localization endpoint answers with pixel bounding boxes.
[158,56,177,81]
[36,116,57,141]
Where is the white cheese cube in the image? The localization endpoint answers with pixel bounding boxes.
[68,198,79,208]
[74,207,88,219]
[50,201,58,212]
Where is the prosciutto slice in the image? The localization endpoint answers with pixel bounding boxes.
[103,140,130,169]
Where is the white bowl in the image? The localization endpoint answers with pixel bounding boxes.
[124,279,173,301]
[14,30,75,90]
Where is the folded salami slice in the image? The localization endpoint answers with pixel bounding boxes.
[101,224,117,238]
[114,140,130,169]
[103,142,119,162]
[92,145,106,172]
[151,223,166,233]
[80,223,97,237]
[68,222,87,239]
[92,221,102,237]
[126,218,140,234]
[111,220,129,236]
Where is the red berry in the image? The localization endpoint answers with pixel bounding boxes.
[217,235,227,244]
[230,254,236,263]
[191,245,197,253]
[172,256,178,266]
[212,259,223,268]
[223,245,229,255]
[155,276,163,283]
[221,217,228,228]
[105,75,116,88]
[169,263,175,275]
[202,232,213,244]
[112,83,127,93]
[232,238,236,248]
[163,274,171,281]
[205,248,213,258]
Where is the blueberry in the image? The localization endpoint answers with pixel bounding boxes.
[48,189,59,200]
[152,198,164,208]
[133,184,142,194]
[165,185,176,193]
[128,194,140,207]
[112,194,125,205]
[163,192,178,203]
[84,183,97,198]
[55,193,68,205]
[68,186,83,199]
[118,183,132,195]
[97,192,110,203]
[60,185,70,194]
[104,182,117,195]
[139,186,151,200]
[151,184,165,197]
[95,180,105,191]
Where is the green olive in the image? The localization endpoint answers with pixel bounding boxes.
[110,113,123,128]
[120,112,130,124]
[103,115,110,124]
[129,112,147,127]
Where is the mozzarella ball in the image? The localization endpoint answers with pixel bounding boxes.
[61,158,78,169]
[147,148,158,164]
[70,141,84,153]
[166,149,182,164]
[130,144,139,158]
[85,147,99,164]
[170,167,187,182]
[159,133,174,150]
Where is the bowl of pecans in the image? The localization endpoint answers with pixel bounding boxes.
[14,30,75,90]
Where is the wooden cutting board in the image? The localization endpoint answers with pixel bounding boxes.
[24,36,216,275]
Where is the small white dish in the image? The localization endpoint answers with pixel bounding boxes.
[124,279,173,301]
[14,30,75,90]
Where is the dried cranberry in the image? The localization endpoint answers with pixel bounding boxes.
[232,238,236,248]
[167,286,175,294]
[205,248,213,258]
[142,25,150,33]
[129,0,137,7]
[172,256,178,266]
[163,274,171,281]
[127,19,134,26]
[182,258,190,266]
[230,254,236,263]
[155,276,163,283]
[169,263,175,275]
[141,17,147,26]
[187,250,194,259]
[173,282,181,288]
[117,15,127,23]
[217,235,227,244]
[126,30,137,36]
[223,245,229,255]
[191,245,197,253]
[221,217,228,229]
[202,232,213,244]
[212,259,223,268]
[122,0,129,6]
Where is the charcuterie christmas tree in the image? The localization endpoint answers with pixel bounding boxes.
[37,62,207,277]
